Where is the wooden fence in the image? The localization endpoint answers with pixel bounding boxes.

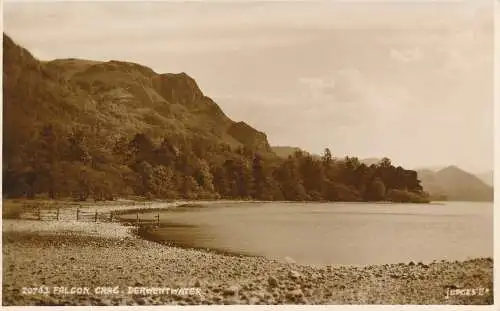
[18,204,160,226]
[120,213,160,227]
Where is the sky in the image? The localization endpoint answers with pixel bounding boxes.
[3,0,494,173]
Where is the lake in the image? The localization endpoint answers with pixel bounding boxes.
[129,201,493,266]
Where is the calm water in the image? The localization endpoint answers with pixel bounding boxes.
[130,201,493,266]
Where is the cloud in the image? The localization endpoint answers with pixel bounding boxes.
[298,68,364,103]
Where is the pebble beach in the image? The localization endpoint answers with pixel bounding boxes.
[2,215,494,306]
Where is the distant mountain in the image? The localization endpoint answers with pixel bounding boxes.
[417,166,493,202]
[415,165,446,172]
[271,146,322,160]
[360,158,381,166]
[272,152,398,168]
[476,170,493,187]
[271,146,305,158]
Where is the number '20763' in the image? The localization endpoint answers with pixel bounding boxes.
[21,286,50,295]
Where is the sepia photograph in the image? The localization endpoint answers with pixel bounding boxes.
[2,0,495,307]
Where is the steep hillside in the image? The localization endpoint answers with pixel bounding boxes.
[417,166,493,202]
[3,33,427,203]
[42,60,266,149]
[4,34,271,155]
[2,33,274,199]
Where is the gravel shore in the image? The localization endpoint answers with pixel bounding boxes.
[2,219,493,305]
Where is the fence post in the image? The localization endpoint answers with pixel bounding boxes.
[95,211,98,222]
[56,208,60,221]
[76,208,79,221]
[38,207,41,221]
[136,213,139,226]
[110,212,113,222]
[156,213,159,225]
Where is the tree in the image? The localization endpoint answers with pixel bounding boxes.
[211,164,230,198]
[180,175,201,199]
[344,156,361,170]
[332,183,362,201]
[403,170,423,192]
[340,156,361,186]
[30,124,69,198]
[129,133,156,164]
[194,160,215,193]
[322,148,332,164]
[368,177,386,201]
[67,129,92,163]
[133,161,155,196]
[150,165,175,197]
[252,154,267,199]
[275,157,307,201]
[379,157,392,168]
[155,137,177,166]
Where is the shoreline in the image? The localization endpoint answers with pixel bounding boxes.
[134,224,263,260]
[4,197,448,210]
[3,198,467,221]
[2,216,494,305]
